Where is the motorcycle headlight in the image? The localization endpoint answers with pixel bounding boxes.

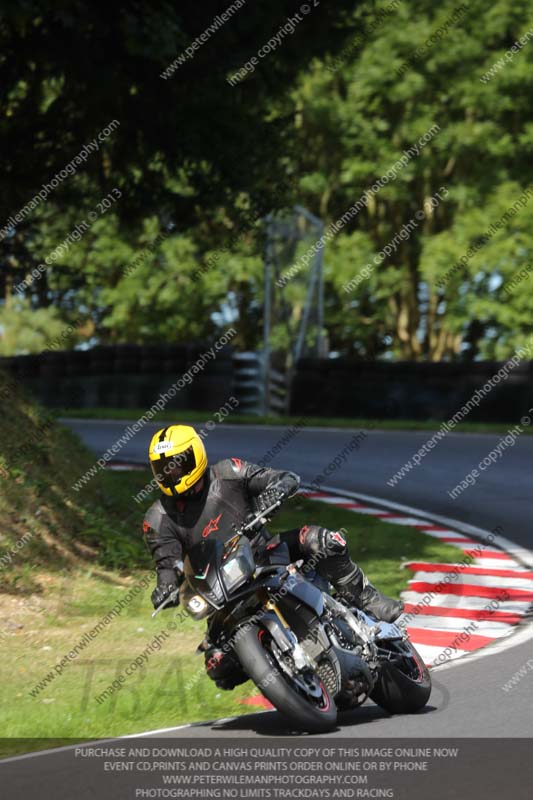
[221,554,253,593]
[186,594,210,620]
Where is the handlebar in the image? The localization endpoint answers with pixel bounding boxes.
[236,497,284,537]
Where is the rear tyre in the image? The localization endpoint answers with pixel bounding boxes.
[370,640,431,714]
[233,624,337,733]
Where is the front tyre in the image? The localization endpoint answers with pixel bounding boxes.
[371,639,431,714]
[233,624,337,733]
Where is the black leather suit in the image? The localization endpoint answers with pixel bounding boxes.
[143,457,355,591]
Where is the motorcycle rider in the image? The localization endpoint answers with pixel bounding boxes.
[144,425,403,689]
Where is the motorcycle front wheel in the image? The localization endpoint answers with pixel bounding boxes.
[233,623,337,733]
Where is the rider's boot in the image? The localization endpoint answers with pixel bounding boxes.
[296,525,404,623]
[204,645,248,690]
[334,565,404,623]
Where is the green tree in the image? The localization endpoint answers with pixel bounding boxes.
[0,299,72,355]
[0,1,357,350]
[283,0,533,359]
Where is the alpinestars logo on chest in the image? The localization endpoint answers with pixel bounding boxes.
[202,513,223,538]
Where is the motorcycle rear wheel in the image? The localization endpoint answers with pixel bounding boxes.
[233,624,337,733]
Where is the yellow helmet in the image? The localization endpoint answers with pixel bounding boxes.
[148,425,208,496]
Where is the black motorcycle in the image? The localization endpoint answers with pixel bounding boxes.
[154,499,431,733]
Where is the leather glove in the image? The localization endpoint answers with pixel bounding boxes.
[244,486,287,534]
[151,582,179,610]
[255,485,287,515]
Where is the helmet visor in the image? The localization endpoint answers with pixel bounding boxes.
[151,446,197,490]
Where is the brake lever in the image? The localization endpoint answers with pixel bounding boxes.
[151,587,180,618]
[243,498,283,532]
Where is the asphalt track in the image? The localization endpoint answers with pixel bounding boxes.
[65,418,533,550]
[4,425,532,800]
[60,419,533,737]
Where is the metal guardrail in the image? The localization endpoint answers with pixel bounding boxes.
[232,352,290,416]
[268,367,289,414]
[232,352,263,415]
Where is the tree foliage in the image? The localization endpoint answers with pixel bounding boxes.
[287,0,533,359]
[1,0,533,360]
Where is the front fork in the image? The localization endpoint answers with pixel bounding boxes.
[259,602,316,673]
